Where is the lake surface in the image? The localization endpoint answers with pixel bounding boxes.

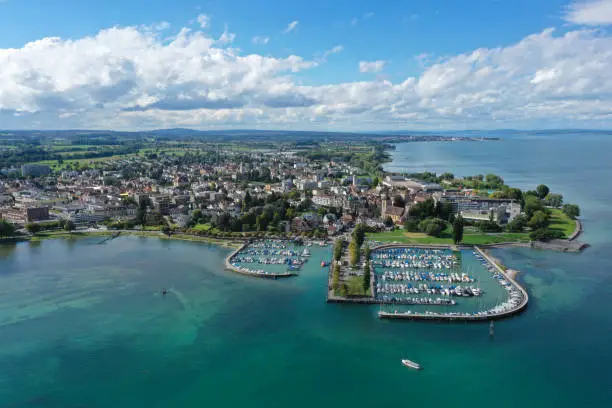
[2,132,612,407]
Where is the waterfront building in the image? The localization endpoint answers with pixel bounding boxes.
[434,193,521,224]
[0,206,49,224]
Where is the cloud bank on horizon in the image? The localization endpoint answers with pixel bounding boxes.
[1,0,612,131]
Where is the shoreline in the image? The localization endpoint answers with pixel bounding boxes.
[2,230,244,249]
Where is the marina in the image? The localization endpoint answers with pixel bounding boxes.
[226,239,328,278]
[376,247,528,321]
[370,245,527,320]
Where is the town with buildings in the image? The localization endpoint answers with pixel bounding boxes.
[0,133,585,324]
[0,138,579,249]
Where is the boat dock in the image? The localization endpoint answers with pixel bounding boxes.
[378,246,528,322]
[224,240,302,278]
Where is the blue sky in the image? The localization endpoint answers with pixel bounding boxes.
[1,0,612,130]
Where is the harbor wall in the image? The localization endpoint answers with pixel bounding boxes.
[568,218,583,241]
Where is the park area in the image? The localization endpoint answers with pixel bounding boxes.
[366,210,577,246]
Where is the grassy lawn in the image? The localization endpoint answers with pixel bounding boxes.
[191,223,222,234]
[345,276,371,296]
[367,228,530,245]
[549,208,577,238]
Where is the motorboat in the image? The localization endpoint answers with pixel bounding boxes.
[401,359,422,370]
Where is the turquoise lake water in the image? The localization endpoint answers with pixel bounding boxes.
[1,132,612,407]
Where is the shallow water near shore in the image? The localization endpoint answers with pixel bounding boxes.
[1,132,612,407]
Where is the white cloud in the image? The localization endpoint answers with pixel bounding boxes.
[252,36,270,45]
[322,45,344,60]
[359,60,386,73]
[196,14,210,29]
[350,12,374,26]
[563,0,612,25]
[2,19,612,130]
[283,20,299,34]
[216,26,236,45]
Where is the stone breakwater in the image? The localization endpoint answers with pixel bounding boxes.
[568,219,583,241]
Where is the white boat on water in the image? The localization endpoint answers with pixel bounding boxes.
[401,359,422,370]
[302,248,311,257]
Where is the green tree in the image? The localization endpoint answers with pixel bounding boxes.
[452,215,464,244]
[363,262,371,292]
[333,239,344,261]
[26,223,42,234]
[562,204,580,219]
[528,210,550,230]
[506,215,527,232]
[404,218,420,232]
[217,212,231,232]
[536,184,550,200]
[348,240,360,266]
[418,218,446,237]
[435,201,453,220]
[64,220,76,232]
[363,245,371,261]
[545,193,563,208]
[524,195,544,218]
[352,224,366,248]
[0,220,16,237]
[530,228,565,242]
[242,191,252,211]
[285,208,296,220]
[409,198,436,219]
[332,264,340,292]
[288,190,301,200]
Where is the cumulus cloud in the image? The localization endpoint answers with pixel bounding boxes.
[283,20,299,34]
[2,19,612,130]
[359,60,386,73]
[252,36,269,45]
[563,0,612,25]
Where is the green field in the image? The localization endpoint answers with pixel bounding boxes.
[548,208,577,238]
[190,223,222,234]
[366,228,531,245]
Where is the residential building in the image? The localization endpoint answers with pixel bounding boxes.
[151,195,171,215]
[21,164,51,178]
[0,206,49,224]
